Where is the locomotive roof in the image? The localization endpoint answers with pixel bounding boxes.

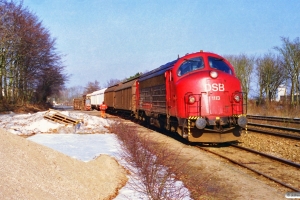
[139,59,178,82]
[138,51,220,82]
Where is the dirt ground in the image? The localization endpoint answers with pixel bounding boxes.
[0,113,286,200]
[0,129,128,200]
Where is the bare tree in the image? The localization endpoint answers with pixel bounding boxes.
[274,37,300,106]
[84,80,101,94]
[35,65,68,103]
[225,54,255,101]
[256,52,286,104]
[0,1,68,107]
[67,86,85,99]
[104,78,121,88]
[54,86,84,104]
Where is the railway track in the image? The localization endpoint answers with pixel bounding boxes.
[247,115,300,124]
[246,115,300,140]
[246,123,300,140]
[198,143,300,192]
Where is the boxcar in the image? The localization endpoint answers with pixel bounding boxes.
[114,78,138,115]
[104,84,119,112]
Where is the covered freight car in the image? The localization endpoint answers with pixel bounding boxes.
[104,84,119,112]
[73,98,83,110]
[73,95,91,111]
[90,88,107,110]
[114,78,138,116]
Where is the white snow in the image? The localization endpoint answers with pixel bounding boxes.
[0,110,110,135]
[0,109,191,200]
[27,134,120,162]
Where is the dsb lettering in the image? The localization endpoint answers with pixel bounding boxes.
[205,83,225,91]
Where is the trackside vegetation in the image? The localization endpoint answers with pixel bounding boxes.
[0,1,68,111]
[110,121,222,199]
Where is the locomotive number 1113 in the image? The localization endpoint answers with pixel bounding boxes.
[210,96,221,100]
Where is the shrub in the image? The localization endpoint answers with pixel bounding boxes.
[110,121,191,200]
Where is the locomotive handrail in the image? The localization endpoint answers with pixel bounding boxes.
[184,93,202,117]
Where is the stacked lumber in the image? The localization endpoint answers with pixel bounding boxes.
[44,109,82,126]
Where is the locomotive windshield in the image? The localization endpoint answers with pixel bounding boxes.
[208,57,233,74]
[177,57,204,76]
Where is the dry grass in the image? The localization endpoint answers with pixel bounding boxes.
[111,121,191,199]
[247,101,300,118]
[0,103,51,114]
[110,121,219,200]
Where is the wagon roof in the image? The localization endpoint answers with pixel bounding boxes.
[91,88,107,95]
[115,79,137,91]
[105,84,119,92]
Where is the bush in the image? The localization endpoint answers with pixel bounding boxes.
[110,121,191,200]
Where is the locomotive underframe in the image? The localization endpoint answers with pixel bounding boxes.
[136,108,242,143]
[178,117,242,143]
[181,125,241,143]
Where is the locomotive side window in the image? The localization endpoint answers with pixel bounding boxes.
[208,57,233,75]
[177,57,204,76]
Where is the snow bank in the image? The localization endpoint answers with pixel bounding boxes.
[0,110,112,135]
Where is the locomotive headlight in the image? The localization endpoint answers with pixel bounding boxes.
[210,71,218,78]
[188,95,196,104]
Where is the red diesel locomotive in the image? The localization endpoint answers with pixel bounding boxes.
[136,51,247,142]
[87,51,247,143]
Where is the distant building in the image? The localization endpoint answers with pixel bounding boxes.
[277,85,287,101]
[277,85,300,103]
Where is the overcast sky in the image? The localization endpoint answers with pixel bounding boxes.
[22,0,300,88]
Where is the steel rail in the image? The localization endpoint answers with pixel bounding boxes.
[246,126,300,140]
[247,115,300,123]
[247,122,300,133]
[230,144,300,168]
[198,146,300,192]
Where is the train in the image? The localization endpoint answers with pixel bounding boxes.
[74,51,247,143]
[73,95,91,111]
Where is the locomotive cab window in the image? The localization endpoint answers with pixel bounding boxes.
[177,57,204,76]
[208,57,233,74]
